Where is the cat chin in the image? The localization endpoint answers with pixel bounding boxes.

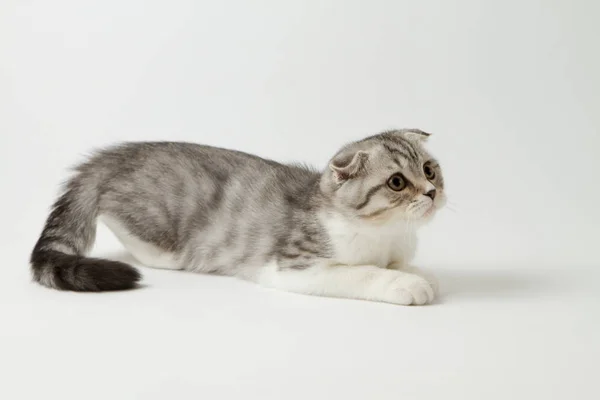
[403,208,439,225]
[416,214,436,225]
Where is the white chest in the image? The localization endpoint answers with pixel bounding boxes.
[321,213,417,268]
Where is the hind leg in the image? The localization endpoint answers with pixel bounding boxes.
[99,215,184,270]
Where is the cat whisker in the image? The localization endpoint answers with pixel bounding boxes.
[444,205,459,213]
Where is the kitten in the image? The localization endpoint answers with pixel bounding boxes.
[30,129,445,305]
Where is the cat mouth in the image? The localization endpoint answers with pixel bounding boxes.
[415,202,436,220]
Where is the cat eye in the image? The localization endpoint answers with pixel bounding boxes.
[423,162,436,180]
[387,173,407,191]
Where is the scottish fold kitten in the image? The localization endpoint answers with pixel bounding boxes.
[30,129,445,305]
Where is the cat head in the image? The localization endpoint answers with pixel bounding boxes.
[320,129,446,224]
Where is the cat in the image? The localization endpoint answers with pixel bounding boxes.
[30,129,445,305]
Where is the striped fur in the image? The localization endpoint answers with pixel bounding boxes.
[30,130,445,305]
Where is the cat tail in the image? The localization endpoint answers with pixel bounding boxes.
[30,168,141,291]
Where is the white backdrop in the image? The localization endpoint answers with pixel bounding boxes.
[2,0,599,268]
[1,1,599,399]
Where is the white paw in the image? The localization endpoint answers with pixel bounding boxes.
[403,266,439,295]
[385,273,435,305]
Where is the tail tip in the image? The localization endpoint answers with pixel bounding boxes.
[80,258,142,291]
[31,251,142,292]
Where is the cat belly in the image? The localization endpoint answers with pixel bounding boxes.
[99,215,183,270]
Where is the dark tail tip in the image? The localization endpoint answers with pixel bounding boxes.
[31,250,142,292]
[71,256,142,291]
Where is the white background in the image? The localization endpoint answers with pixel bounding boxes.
[1,1,599,399]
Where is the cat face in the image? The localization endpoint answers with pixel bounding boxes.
[321,129,446,224]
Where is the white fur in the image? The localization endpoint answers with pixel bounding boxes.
[100,215,183,270]
[319,211,418,268]
[255,212,433,305]
[99,211,433,305]
[257,261,434,305]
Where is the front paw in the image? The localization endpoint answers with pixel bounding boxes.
[403,266,439,295]
[385,273,435,305]
[388,263,439,295]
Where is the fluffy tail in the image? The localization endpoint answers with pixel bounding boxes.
[30,170,141,291]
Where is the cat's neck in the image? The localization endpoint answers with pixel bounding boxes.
[317,209,418,268]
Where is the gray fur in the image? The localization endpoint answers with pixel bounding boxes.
[30,129,444,291]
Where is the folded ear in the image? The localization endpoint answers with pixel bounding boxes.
[329,150,369,182]
[403,129,432,142]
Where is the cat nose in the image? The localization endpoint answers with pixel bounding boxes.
[424,189,436,200]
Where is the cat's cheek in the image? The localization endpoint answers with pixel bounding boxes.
[387,205,410,222]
